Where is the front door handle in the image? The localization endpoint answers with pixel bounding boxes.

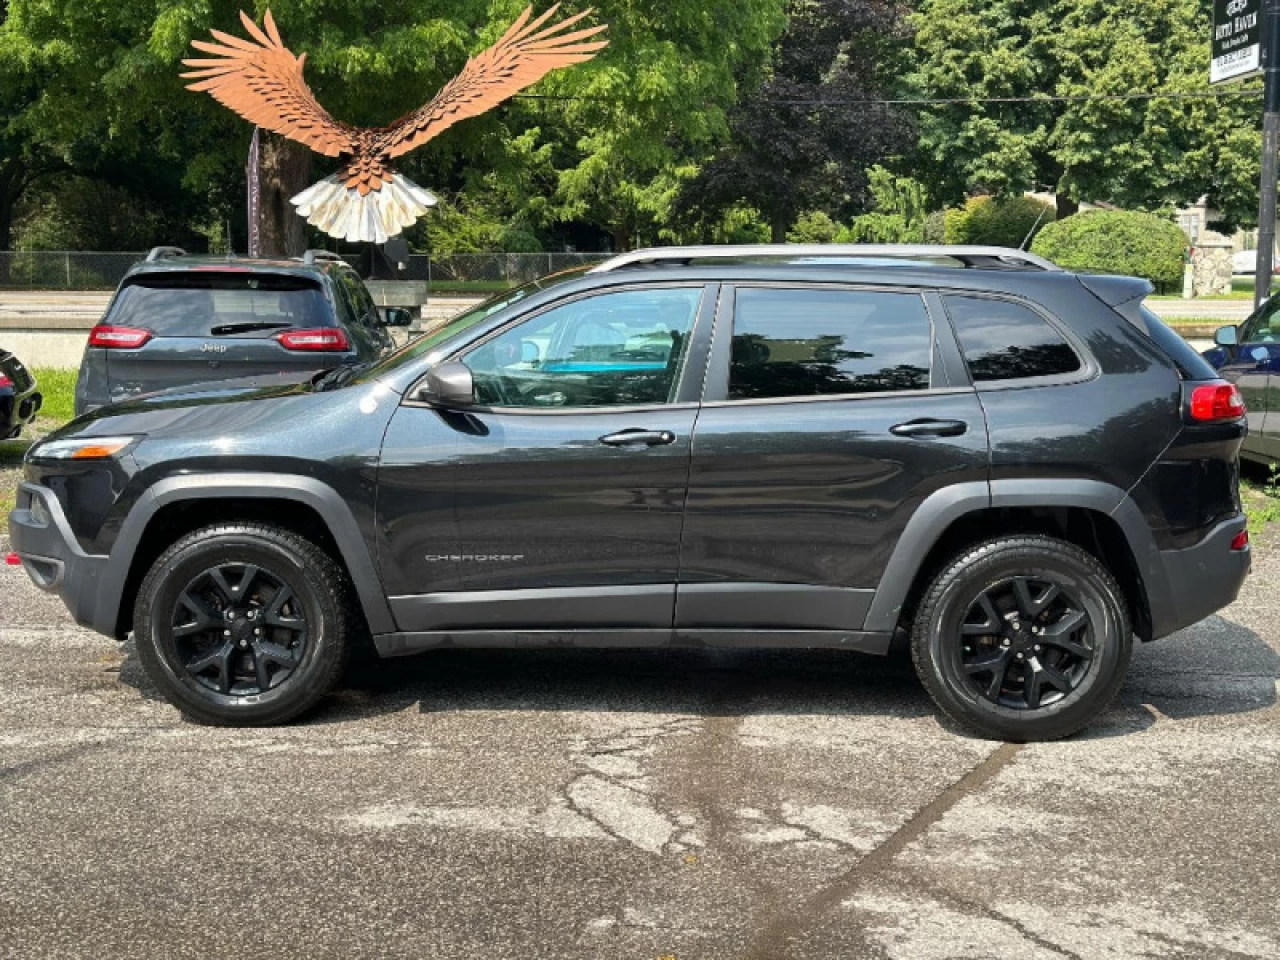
[599,428,676,447]
[890,418,968,438]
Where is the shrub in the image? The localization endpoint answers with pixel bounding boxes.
[1031,210,1187,291]
[787,210,840,244]
[944,195,1055,247]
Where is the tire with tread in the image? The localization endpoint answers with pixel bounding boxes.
[910,534,1131,742]
[133,523,354,726]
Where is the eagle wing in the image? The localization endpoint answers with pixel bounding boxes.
[376,4,607,159]
[181,10,357,158]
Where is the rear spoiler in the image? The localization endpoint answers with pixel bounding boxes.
[1077,274,1154,308]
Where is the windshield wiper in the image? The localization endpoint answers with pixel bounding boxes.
[313,361,371,390]
[208,321,294,336]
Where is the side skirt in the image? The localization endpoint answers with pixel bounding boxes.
[373,628,893,657]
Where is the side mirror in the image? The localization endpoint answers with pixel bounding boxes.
[380,306,414,328]
[1214,325,1239,347]
[417,361,475,407]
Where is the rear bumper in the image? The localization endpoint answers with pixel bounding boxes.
[7,482,115,636]
[1147,515,1250,639]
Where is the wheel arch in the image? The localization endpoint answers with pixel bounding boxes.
[104,474,394,640]
[863,479,1165,642]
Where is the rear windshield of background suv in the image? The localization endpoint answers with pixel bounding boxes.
[108,273,331,337]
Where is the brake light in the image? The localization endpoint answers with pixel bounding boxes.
[1189,382,1245,422]
[275,328,350,352]
[0,375,12,389]
[89,325,152,349]
[1231,529,1250,551]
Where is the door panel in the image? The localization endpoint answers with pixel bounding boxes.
[377,282,715,634]
[676,283,989,631]
[677,391,988,629]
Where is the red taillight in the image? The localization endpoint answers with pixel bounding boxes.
[4,552,21,566]
[88,325,152,349]
[1189,382,1245,422]
[1231,529,1250,551]
[275,328,350,352]
[0,375,12,389]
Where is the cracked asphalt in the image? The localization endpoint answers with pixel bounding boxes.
[2,533,1278,959]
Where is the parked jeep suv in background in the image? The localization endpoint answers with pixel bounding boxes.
[11,245,1250,741]
[74,246,412,414]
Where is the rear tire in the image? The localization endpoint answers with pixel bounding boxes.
[134,524,352,726]
[910,535,1131,742]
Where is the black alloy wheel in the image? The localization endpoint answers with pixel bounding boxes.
[958,576,1093,710]
[911,534,1132,742]
[134,524,354,726]
[172,562,308,696]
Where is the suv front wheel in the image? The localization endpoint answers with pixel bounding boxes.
[133,524,353,725]
[911,535,1132,742]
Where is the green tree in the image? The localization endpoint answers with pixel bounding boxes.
[842,165,930,243]
[908,0,1261,224]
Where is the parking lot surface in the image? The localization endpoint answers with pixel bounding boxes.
[2,532,1278,959]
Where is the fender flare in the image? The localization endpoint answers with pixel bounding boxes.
[100,473,395,636]
[860,478,1164,634]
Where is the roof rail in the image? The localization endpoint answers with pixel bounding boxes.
[145,246,187,262]
[302,249,347,265]
[587,244,1063,273]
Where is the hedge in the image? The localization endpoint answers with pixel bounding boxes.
[1030,210,1186,291]
[944,195,1055,247]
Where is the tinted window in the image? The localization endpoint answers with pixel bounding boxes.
[946,296,1081,382]
[1239,297,1280,343]
[729,288,932,400]
[110,273,330,337]
[339,271,377,325]
[465,287,701,408]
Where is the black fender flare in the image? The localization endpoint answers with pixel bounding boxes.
[860,478,1165,634]
[100,473,394,636]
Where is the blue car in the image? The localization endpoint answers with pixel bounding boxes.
[1202,299,1280,463]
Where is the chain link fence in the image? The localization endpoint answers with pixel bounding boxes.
[0,251,610,292]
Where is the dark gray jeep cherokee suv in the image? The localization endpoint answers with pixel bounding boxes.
[8,245,1250,740]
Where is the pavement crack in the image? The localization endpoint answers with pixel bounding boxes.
[0,728,162,785]
[744,741,1024,960]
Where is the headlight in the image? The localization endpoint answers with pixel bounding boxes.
[28,435,139,461]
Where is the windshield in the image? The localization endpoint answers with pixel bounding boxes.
[357,266,591,382]
[110,272,331,337]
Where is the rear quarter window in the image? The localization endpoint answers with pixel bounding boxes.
[1134,305,1221,381]
[108,272,332,337]
[944,295,1081,383]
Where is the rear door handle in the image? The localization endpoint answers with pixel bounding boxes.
[889,418,968,438]
[599,428,676,447]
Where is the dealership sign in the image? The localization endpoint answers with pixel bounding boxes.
[1212,0,1262,83]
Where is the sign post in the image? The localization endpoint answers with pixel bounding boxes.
[1215,0,1277,306]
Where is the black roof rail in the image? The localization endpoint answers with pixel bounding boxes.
[145,246,187,262]
[302,249,347,265]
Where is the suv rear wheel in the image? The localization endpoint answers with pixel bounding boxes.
[133,524,352,725]
[911,535,1132,742]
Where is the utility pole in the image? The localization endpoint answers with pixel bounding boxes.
[1255,0,1280,308]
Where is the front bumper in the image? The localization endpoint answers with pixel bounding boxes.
[1147,515,1250,639]
[8,482,115,636]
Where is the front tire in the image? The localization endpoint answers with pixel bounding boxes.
[133,524,353,726]
[910,535,1132,742]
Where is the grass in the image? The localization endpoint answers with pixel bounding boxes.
[1239,459,1280,537]
[427,280,514,294]
[0,368,78,519]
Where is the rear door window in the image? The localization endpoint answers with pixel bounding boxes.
[108,272,332,337]
[728,287,933,400]
[944,295,1081,382]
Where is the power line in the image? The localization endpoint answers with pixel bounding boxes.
[514,88,1264,106]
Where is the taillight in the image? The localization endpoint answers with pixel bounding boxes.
[275,328,350,352]
[4,552,20,566]
[88,325,152,349]
[0,375,12,389]
[1188,381,1245,422]
[1231,529,1250,551]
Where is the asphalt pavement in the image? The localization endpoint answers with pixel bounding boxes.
[1,531,1278,959]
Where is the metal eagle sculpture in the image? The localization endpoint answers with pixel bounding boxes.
[182,6,607,243]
